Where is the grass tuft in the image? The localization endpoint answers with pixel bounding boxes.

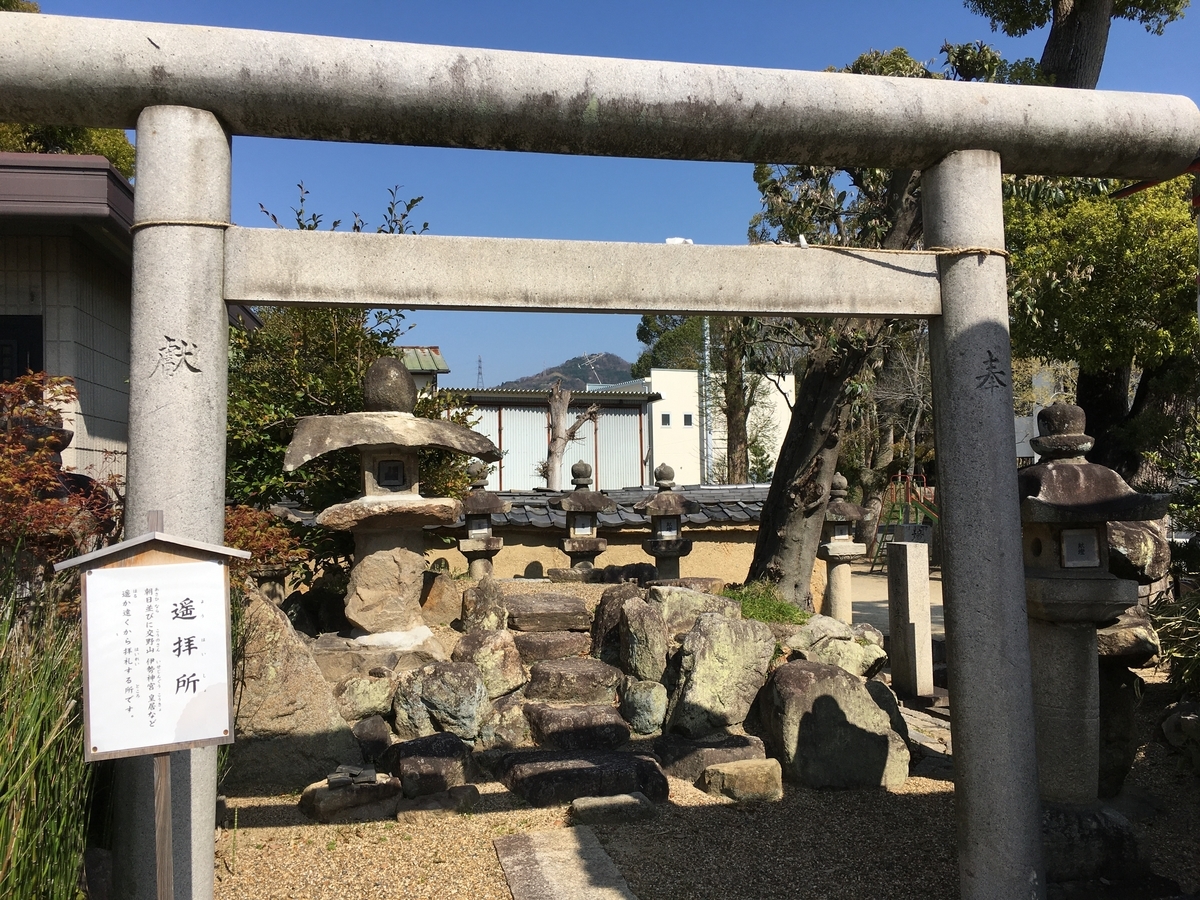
[722,581,812,627]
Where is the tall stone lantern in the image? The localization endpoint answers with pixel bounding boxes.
[458,461,510,579]
[549,460,616,577]
[284,359,501,635]
[635,463,700,580]
[817,473,868,623]
[1017,403,1169,808]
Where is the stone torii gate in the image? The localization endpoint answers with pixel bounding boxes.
[4,13,1199,900]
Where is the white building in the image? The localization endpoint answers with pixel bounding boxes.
[461,366,797,491]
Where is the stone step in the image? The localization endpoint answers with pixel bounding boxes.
[652,732,766,782]
[493,750,669,807]
[525,658,623,705]
[526,704,631,751]
[507,594,593,632]
[513,630,592,665]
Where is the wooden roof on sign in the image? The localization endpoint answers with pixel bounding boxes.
[54,531,251,572]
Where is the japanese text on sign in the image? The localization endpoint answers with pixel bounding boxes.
[84,560,232,760]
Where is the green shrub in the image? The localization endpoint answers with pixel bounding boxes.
[722,581,812,627]
[1152,587,1200,696]
[0,568,91,898]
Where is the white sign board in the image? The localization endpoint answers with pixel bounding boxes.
[82,560,233,761]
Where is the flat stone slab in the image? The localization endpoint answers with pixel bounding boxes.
[507,594,593,632]
[526,704,631,751]
[495,826,637,900]
[513,631,592,664]
[316,494,462,530]
[569,792,657,826]
[653,732,766,782]
[525,658,623,705]
[495,750,669,807]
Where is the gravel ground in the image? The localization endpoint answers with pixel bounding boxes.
[213,580,1200,899]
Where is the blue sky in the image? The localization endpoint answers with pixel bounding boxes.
[39,0,1200,387]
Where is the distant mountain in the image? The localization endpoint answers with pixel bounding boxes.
[495,352,633,391]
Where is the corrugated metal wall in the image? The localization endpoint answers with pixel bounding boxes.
[471,401,648,492]
[594,407,643,489]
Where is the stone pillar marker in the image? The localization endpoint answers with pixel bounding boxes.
[887,541,934,699]
[120,105,232,900]
[924,149,1046,898]
[817,472,867,623]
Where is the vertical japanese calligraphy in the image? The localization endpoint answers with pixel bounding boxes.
[83,560,232,759]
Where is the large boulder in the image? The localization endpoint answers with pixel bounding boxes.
[1098,663,1142,798]
[229,598,360,790]
[758,660,909,789]
[461,576,508,633]
[592,583,643,663]
[787,614,887,678]
[391,662,491,741]
[506,593,593,632]
[343,547,427,633]
[420,571,463,627]
[476,690,533,751]
[1097,607,1160,668]
[619,597,668,682]
[334,672,400,722]
[525,658,623,705]
[648,586,741,638]
[666,614,775,738]
[620,680,668,735]
[452,629,527,699]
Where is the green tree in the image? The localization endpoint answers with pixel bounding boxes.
[227,186,471,577]
[964,0,1188,89]
[1006,177,1199,477]
[743,48,935,606]
[0,0,136,177]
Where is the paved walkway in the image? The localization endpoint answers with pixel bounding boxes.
[495,826,638,900]
[847,562,945,638]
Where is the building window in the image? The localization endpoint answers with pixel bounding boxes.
[661,413,671,427]
[0,316,43,382]
[683,413,694,427]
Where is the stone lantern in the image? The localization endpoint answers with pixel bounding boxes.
[635,463,700,580]
[549,460,616,578]
[284,358,501,636]
[817,473,868,623]
[458,461,510,579]
[1017,403,1169,811]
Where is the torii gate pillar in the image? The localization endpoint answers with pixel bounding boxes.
[117,105,232,900]
[925,149,1046,899]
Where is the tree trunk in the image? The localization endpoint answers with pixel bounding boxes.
[545,381,599,491]
[719,320,751,484]
[747,326,881,607]
[1041,0,1116,89]
[1076,365,1134,475]
[545,382,572,491]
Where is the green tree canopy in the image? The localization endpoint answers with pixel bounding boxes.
[965,0,1188,36]
[1007,178,1198,375]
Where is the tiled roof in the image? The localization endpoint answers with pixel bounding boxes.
[272,484,771,532]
